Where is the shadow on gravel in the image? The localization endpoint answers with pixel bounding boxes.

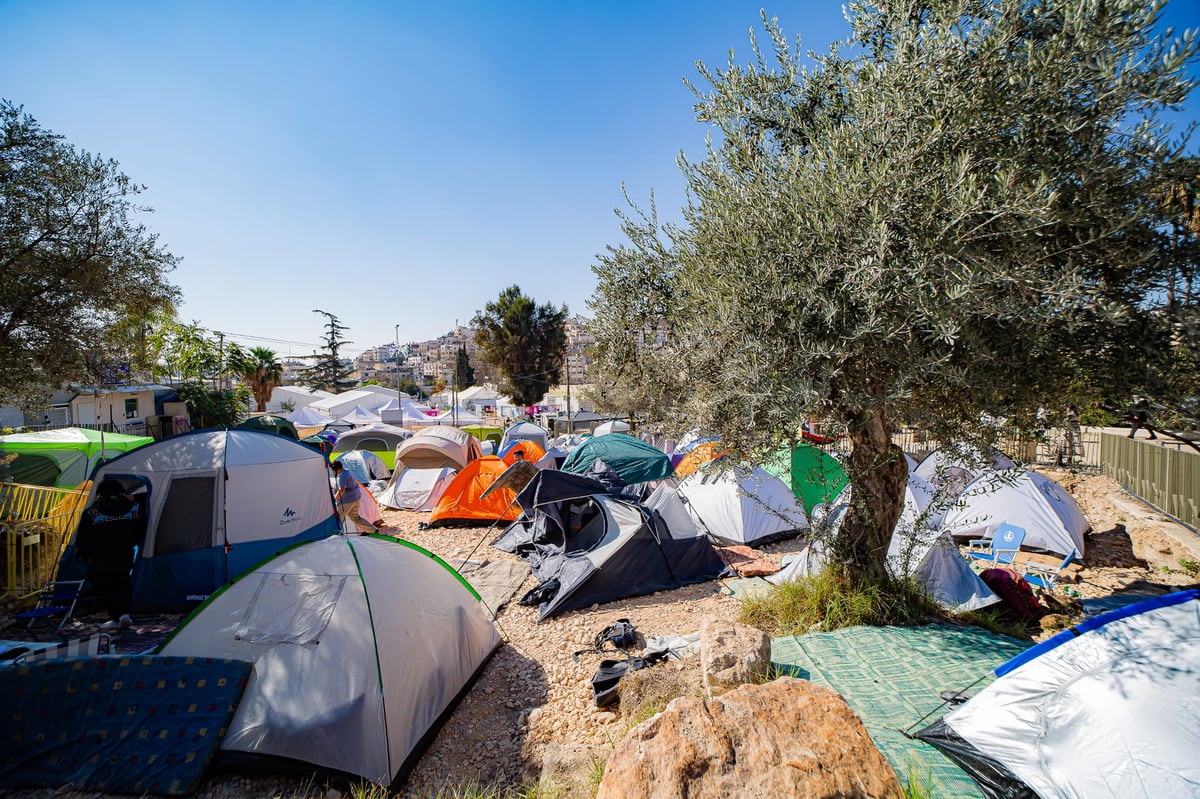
[398,642,550,797]
[1086,524,1147,569]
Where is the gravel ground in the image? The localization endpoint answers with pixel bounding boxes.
[3,468,1196,799]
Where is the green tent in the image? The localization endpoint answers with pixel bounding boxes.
[460,424,504,445]
[762,443,848,514]
[237,415,299,439]
[561,433,673,485]
[0,427,154,487]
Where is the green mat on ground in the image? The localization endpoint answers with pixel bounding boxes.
[771,624,1030,798]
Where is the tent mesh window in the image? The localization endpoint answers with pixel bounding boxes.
[235,573,347,645]
[154,476,217,555]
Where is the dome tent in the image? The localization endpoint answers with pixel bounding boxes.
[331,422,413,470]
[561,433,673,486]
[912,445,1015,500]
[919,590,1200,798]
[0,427,153,488]
[395,426,482,471]
[238,414,299,439]
[376,467,457,511]
[427,456,522,527]
[940,469,1088,557]
[156,535,501,787]
[676,464,809,547]
[59,428,340,610]
[499,421,549,452]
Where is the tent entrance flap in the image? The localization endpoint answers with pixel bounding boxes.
[152,474,219,556]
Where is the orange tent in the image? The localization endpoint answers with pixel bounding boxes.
[427,456,522,528]
[502,439,546,466]
[674,441,728,478]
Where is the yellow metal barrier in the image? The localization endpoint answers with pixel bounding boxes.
[0,482,89,605]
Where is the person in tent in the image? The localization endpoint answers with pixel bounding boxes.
[75,478,145,631]
[332,460,376,535]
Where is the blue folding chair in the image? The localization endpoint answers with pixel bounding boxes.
[1023,549,1078,590]
[966,523,1027,566]
[13,580,85,640]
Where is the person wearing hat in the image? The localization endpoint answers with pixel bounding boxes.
[75,478,146,630]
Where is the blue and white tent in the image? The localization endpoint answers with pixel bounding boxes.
[919,590,1200,798]
[62,428,340,610]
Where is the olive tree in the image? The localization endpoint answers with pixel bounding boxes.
[589,0,1196,582]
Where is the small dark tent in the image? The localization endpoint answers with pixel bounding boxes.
[493,470,728,619]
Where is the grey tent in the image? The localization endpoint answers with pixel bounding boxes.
[156,534,500,786]
[493,470,728,620]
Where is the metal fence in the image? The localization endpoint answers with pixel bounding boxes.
[0,483,89,605]
[1101,433,1200,530]
[821,426,1103,471]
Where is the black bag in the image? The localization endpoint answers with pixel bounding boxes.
[573,618,637,660]
[590,650,669,708]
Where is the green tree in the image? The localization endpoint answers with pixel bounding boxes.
[300,310,354,392]
[147,319,222,385]
[589,1,1195,583]
[454,345,476,390]
[473,286,567,406]
[0,102,179,404]
[233,346,283,413]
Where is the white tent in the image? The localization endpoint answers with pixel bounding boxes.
[593,420,631,437]
[157,535,501,786]
[376,467,457,511]
[339,405,382,426]
[395,426,482,471]
[433,405,482,426]
[913,446,1015,499]
[309,388,396,420]
[941,469,1089,557]
[677,464,809,546]
[769,475,998,612]
[919,590,1200,798]
[500,421,550,452]
[287,406,333,426]
[68,429,339,610]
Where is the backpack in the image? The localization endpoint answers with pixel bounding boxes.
[573,619,637,659]
[980,567,1045,622]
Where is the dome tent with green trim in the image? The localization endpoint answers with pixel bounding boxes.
[237,414,299,439]
[0,427,153,487]
[156,534,501,787]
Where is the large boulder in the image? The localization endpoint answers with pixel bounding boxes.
[596,677,902,799]
[699,616,771,695]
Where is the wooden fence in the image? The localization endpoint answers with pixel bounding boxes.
[1101,433,1200,530]
[0,483,89,605]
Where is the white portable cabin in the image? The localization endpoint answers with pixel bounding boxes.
[76,428,339,610]
[157,535,501,786]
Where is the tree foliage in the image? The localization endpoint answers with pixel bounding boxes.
[0,101,179,404]
[300,310,354,393]
[473,285,568,406]
[233,346,283,413]
[588,0,1196,582]
[454,345,476,390]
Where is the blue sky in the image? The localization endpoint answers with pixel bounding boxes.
[3,1,1198,360]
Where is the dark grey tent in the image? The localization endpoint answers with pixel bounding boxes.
[493,470,728,620]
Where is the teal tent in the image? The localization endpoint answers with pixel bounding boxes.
[762,443,847,514]
[561,433,673,485]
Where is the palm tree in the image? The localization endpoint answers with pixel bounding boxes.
[238,346,283,413]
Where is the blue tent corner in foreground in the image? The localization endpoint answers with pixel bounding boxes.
[770,623,1030,799]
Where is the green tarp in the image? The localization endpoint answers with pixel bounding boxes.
[561,433,673,485]
[770,624,1030,798]
[762,443,847,514]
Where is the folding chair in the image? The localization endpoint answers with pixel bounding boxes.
[12,580,85,640]
[1023,549,1078,590]
[966,523,1027,566]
